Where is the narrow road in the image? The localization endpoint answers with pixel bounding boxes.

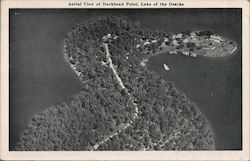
[91,43,139,150]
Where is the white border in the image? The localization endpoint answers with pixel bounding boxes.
[1,0,249,160]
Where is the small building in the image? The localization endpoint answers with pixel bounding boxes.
[190,32,196,38]
[172,34,177,39]
[172,34,179,39]
[190,53,197,57]
[151,40,157,43]
[169,51,177,55]
[183,38,189,43]
[103,33,112,42]
[164,37,169,42]
[176,33,183,39]
[172,34,182,39]
[101,61,107,66]
[113,35,119,40]
[160,42,168,49]
[102,35,108,41]
[182,51,189,56]
[210,35,223,41]
[144,40,150,45]
[136,44,141,48]
[210,39,221,43]
[173,40,179,46]
[209,35,222,43]
[141,59,148,67]
[107,34,112,39]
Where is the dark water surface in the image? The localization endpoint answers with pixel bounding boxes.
[10,9,241,150]
[145,9,242,150]
[148,53,242,150]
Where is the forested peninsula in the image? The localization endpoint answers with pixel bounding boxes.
[13,16,233,151]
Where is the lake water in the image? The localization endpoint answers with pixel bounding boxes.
[9,9,242,150]
[148,52,242,150]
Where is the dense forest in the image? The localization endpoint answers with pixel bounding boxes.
[15,16,215,150]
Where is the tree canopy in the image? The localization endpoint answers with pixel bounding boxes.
[15,16,215,151]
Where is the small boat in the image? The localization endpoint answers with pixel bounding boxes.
[163,64,170,71]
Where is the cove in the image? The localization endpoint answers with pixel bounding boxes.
[9,9,242,150]
[147,51,242,149]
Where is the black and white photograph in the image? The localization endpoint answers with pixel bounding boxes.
[1,0,250,160]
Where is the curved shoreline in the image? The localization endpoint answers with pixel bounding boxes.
[74,39,215,150]
[16,17,217,150]
[64,34,216,150]
[64,51,81,77]
[140,51,216,150]
[204,43,238,57]
[139,35,237,70]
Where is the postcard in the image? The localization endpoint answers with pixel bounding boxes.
[1,0,249,160]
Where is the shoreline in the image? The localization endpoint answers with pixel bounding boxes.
[17,17,221,150]
[67,32,217,149]
[63,29,234,150]
[139,36,237,66]
[64,30,235,150]
[64,52,82,77]
[141,49,216,150]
